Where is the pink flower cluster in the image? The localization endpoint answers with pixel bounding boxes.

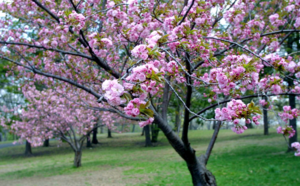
[291,142,300,156]
[139,117,154,128]
[124,98,154,127]
[126,64,159,82]
[259,76,282,94]
[65,10,86,32]
[259,99,268,106]
[141,80,159,95]
[102,80,126,106]
[124,98,145,117]
[166,61,179,74]
[277,126,296,138]
[278,106,300,123]
[215,99,261,134]
[146,31,162,46]
[231,125,248,134]
[215,100,247,121]
[131,45,148,60]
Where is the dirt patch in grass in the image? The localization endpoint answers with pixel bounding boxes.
[0,166,149,186]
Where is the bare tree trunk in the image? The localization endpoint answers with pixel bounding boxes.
[151,123,160,142]
[263,97,269,135]
[212,121,216,130]
[25,140,32,155]
[92,127,99,144]
[288,92,298,152]
[141,127,145,136]
[144,125,152,147]
[175,104,181,134]
[43,139,50,147]
[107,129,112,138]
[74,150,82,167]
[86,133,92,147]
[154,113,217,186]
[121,124,124,132]
[132,124,136,132]
[100,125,104,133]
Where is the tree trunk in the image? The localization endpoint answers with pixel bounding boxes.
[144,125,152,147]
[288,92,298,152]
[74,150,82,168]
[107,129,112,138]
[86,133,92,147]
[263,97,269,135]
[212,121,216,130]
[151,123,160,142]
[43,139,50,147]
[100,125,104,133]
[175,104,181,134]
[92,127,99,144]
[154,111,217,186]
[141,127,145,136]
[25,140,32,155]
[245,123,253,129]
[132,124,136,132]
[187,155,217,186]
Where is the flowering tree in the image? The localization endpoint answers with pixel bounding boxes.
[1,83,135,167]
[1,0,300,185]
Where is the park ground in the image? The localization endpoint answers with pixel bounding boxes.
[0,128,299,186]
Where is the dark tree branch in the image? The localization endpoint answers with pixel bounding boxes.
[205,121,222,165]
[0,41,93,60]
[261,29,300,37]
[181,53,192,146]
[69,0,79,12]
[31,0,60,23]
[0,55,102,99]
[178,0,195,25]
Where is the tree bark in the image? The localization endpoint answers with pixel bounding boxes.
[74,150,82,167]
[263,97,269,135]
[43,139,50,147]
[288,92,298,152]
[141,127,145,136]
[187,155,217,186]
[154,112,217,186]
[245,123,253,129]
[25,140,32,155]
[132,124,136,132]
[212,121,216,130]
[107,129,112,138]
[100,125,104,133]
[175,104,182,134]
[86,133,92,147]
[92,127,99,144]
[144,125,152,147]
[151,123,160,142]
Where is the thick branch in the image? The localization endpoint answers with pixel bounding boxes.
[181,53,192,146]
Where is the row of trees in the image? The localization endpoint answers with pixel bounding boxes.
[0,0,300,185]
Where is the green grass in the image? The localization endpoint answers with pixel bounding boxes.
[0,129,299,186]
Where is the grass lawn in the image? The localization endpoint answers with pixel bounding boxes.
[0,128,299,186]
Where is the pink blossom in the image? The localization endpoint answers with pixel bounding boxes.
[131,45,148,60]
[271,84,281,94]
[269,14,279,24]
[139,117,154,127]
[294,18,300,28]
[291,142,300,156]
